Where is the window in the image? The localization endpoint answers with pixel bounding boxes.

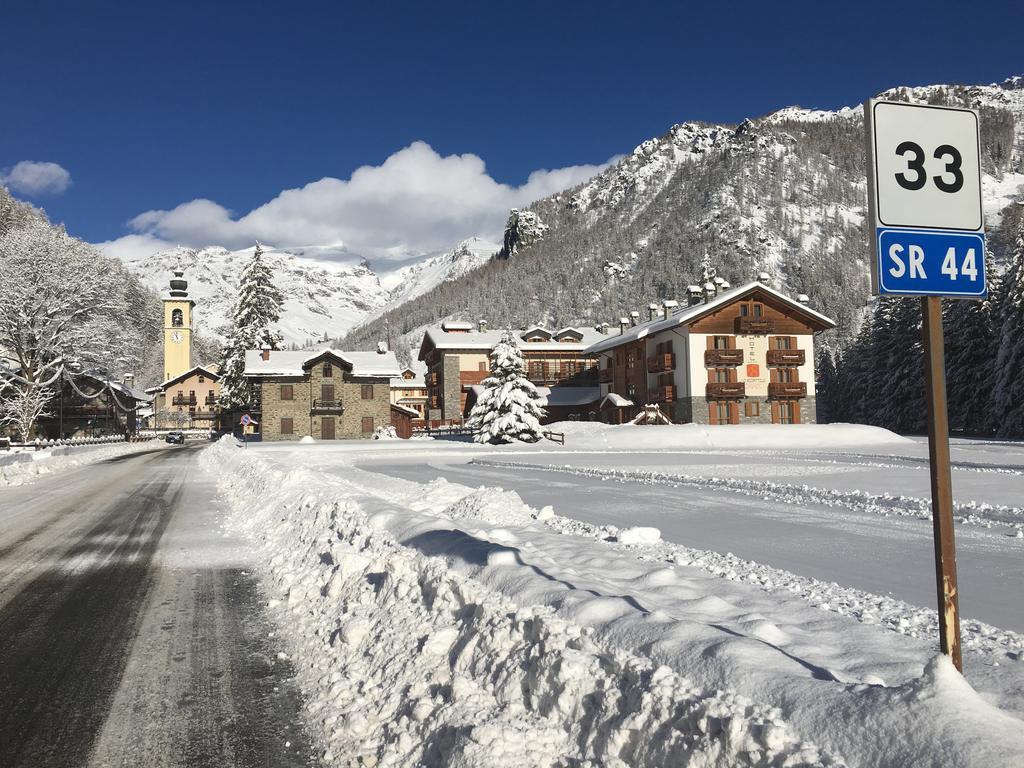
[773,336,793,350]
[361,384,374,400]
[323,363,333,377]
[280,384,294,401]
[712,368,733,383]
[198,375,205,383]
[779,401,796,424]
[171,308,183,327]
[716,402,730,423]
[744,401,760,418]
[478,361,487,371]
[740,302,764,319]
[361,416,374,433]
[281,417,294,435]
[712,335,732,350]
[774,367,799,383]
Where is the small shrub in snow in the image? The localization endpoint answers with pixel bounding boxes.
[372,425,399,440]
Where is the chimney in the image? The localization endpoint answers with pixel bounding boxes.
[797,293,810,304]
[758,271,771,282]
[629,311,641,326]
[720,280,731,293]
[647,303,660,321]
[662,299,679,319]
[479,319,488,333]
[123,373,135,386]
[618,317,630,334]
[376,340,388,354]
[260,344,271,361]
[713,276,726,296]
[687,285,702,306]
[703,282,715,303]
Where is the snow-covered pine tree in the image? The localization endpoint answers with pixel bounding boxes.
[944,257,998,435]
[466,331,546,444]
[814,346,837,424]
[992,216,1024,437]
[219,244,284,409]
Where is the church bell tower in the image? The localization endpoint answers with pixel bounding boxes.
[163,270,195,381]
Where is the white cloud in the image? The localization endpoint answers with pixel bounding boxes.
[1,161,72,197]
[110,141,612,263]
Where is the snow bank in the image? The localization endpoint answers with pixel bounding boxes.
[205,441,841,767]
[534,422,913,452]
[0,440,164,487]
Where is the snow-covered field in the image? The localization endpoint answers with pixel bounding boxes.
[0,439,167,487]
[204,424,1024,767]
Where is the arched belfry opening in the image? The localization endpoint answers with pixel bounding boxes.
[171,308,183,327]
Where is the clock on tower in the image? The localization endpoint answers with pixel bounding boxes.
[163,270,195,381]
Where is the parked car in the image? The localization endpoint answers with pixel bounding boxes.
[165,431,185,444]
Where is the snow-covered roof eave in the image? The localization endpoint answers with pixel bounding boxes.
[585,281,837,354]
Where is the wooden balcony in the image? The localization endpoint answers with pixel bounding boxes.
[311,399,344,413]
[598,367,613,383]
[766,349,805,366]
[706,382,746,399]
[204,395,218,406]
[704,348,744,367]
[646,353,676,373]
[459,370,488,387]
[650,385,675,402]
[426,372,439,386]
[429,396,440,409]
[172,395,196,406]
[768,382,807,398]
[735,318,775,335]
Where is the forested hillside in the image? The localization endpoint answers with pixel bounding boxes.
[342,79,1024,373]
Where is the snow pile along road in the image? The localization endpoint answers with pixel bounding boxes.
[206,440,840,767]
[205,439,1024,767]
[0,440,165,487]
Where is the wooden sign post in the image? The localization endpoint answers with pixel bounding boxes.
[865,99,986,671]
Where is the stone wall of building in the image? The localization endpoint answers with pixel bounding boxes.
[442,354,462,421]
[677,396,817,425]
[259,365,392,441]
[259,377,310,440]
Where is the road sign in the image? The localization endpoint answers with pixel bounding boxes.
[865,98,975,672]
[865,100,986,298]
[240,414,253,426]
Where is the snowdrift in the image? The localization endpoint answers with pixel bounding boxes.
[536,422,913,452]
[0,440,164,487]
[205,439,1024,767]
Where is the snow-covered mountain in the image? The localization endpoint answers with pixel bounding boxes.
[117,238,502,347]
[342,76,1024,355]
[381,237,499,310]
[119,244,389,347]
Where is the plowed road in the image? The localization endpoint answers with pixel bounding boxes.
[0,444,315,768]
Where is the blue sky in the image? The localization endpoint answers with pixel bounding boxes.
[2,0,1021,263]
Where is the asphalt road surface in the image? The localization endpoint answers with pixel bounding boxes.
[0,443,316,768]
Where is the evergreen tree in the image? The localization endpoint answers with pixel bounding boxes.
[944,259,998,435]
[815,346,837,423]
[992,217,1024,437]
[219,244,284,409]
[466,331,545,444]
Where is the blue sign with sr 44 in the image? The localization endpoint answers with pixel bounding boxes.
[875,228,987,298]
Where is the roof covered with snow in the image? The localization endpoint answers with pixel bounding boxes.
[535,386,601,407]
[585,281,836,354]
[243,348,402,378]
[150,365,221,392]
[419,325,607,359]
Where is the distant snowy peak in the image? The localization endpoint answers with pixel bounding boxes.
[119,244,390,347]
[383,237,499,309]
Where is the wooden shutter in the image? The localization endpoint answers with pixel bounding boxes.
[361,416,374,433]
[770,401,780,424]
[729,402,740,424]
[280,417,293,435]
[709,402,718,425]
[792,402,801,424]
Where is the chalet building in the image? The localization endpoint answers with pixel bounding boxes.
[147,365,221,430]
[418,321,604,424]
[39,374,151,439]
[390,368,427,421]
[585,281,835,425]
[244,347,401,440]
[146,270,223,430]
